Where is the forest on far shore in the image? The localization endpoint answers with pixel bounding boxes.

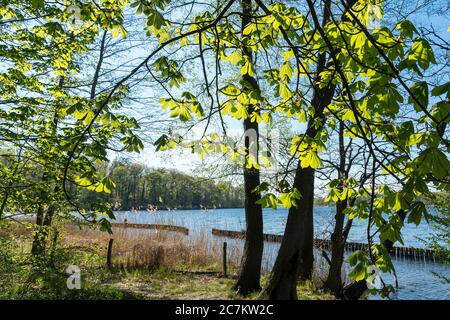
[76,160,245,210]
[75,160,445,211]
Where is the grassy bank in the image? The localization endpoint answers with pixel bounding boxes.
[0,220,333,300]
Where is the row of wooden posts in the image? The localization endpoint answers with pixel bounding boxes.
[113,222,189,234]
[211,228,437,261]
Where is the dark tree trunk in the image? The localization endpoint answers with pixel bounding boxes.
[234,0,264,295]
[31,203,57,256]
[261,62,335,299]
[31,205,46,255]
[234,156,264,294]
[342,280,367,300]
[43,202,56,227]
[0,190,9,220]
[297,196,314,281]
[323,200,347,296]
[260,0,337,299]
[262,167,315,299]
[323,121,348,296]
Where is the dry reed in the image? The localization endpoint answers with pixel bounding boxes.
[62,224,241,273]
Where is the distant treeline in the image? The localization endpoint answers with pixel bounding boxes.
[77,161,244,210]
[76,162,445,212]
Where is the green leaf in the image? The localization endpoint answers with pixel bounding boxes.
[147,10,166,30]
[279,61,293,81]
[122,135,144,152]
[350,31,366,50]
[278,83,292,100]
[281,49,295,61]
[243,23,257,36]
[93,177,115,194]
[408,39,436,69]
[380,214,404,244]
[98,218,113,234]
[278,188,302,208]
[253,182,270,193]
[342,109,356,122]
[431,81,450,98]
[348,263,367,282]
[154,134,169,151]
[418,148,450,179]
[408,201,427,225]
[111,25,127,38]
[30,0,44,9]
[300,149,321,169]
[257,193,278,209]
[408,81,428,111]
[325,187,341,203]
[226,50,243,65]
[240,58,255,77]
[396,20,417,39]
[392,192,407,211]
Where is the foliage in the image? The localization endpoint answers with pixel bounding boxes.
[144,0,449,297]
[0,0,143,232]
[0,220,131,299]
[0,0,448,299]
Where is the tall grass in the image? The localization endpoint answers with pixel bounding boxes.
[62,225,241,273]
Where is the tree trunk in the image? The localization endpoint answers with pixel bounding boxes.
[31,205,46,255]
[262,167,315,299]
[234,0,264,295]
[323,121,348,296]
[297,194,314,281]
[234,157,264,294]
[31,76,64,256]
[31,202,57,256]
[323,200,347,296]
[261,63,335,299]
[0,190,9,220]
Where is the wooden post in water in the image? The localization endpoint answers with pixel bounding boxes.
[222,241,227,277]
[107,238,114,270]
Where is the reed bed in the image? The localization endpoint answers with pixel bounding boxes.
[62,224,242,274]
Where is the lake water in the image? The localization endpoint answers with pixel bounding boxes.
[113,207,450,300]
